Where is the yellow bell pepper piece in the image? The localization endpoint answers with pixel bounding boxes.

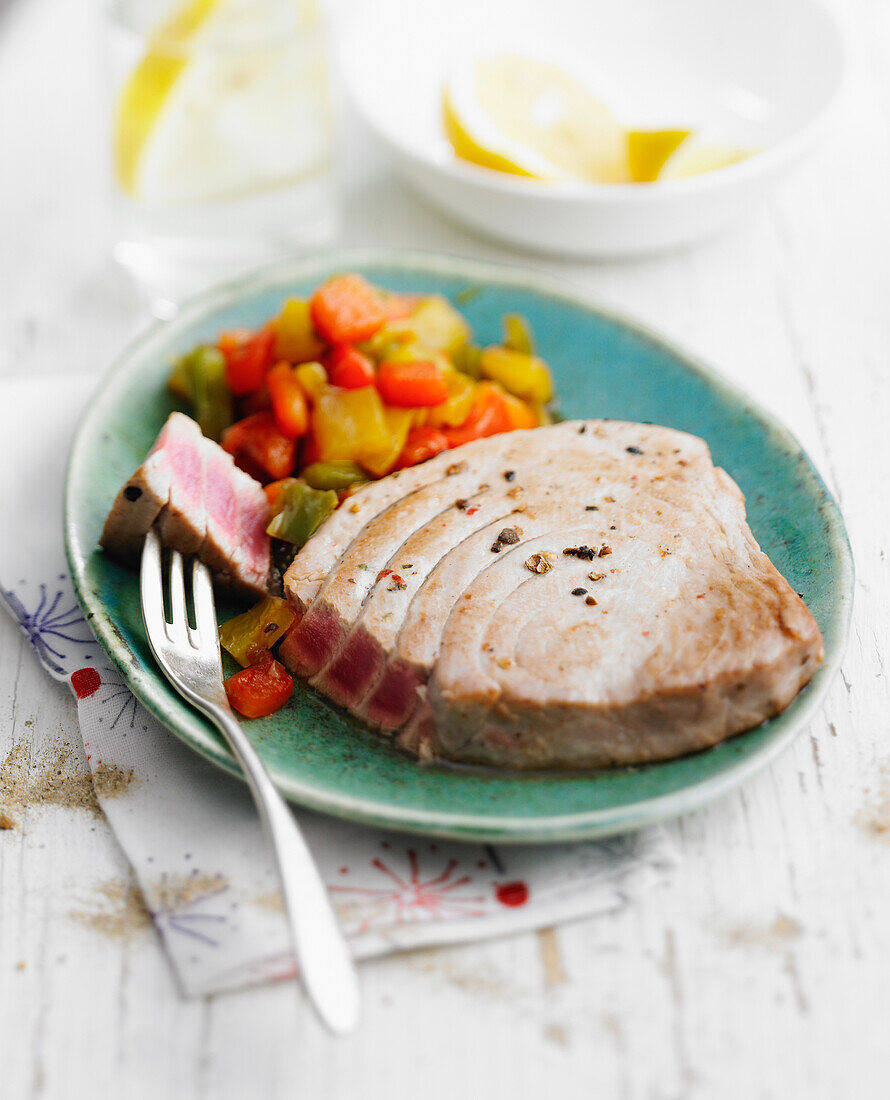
[362,407,415,477]
[427,370,476,428]
[407,295,471,358]
[314,387,392,466]
[274,298,325,363]
[219,596,295,668]
[479,347,553,404]
[294,361,328,404]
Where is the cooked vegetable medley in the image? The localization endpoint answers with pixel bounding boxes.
[168,273,559,714]
[171,273,557,549]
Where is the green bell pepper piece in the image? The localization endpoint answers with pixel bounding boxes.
[170,345,234,442]
[266,481,338,547]
[302,461,367,492]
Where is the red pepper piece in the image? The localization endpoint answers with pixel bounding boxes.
[442,386,512,448]
[239,385,272,417]
[377,360,449,408]
[394,426,450,469]
[267,361,309,437]
[222,412,296,483]
[326,345,376,390]
[220,328,276,396]
[224,652,293,718]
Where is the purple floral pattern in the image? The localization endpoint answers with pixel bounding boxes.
[2,577,95,676]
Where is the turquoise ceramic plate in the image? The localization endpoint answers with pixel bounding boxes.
[65,251,853,842]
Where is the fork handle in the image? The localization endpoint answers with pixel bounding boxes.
[200,698,361,1034]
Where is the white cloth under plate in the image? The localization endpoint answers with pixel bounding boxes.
[0,375,676,996]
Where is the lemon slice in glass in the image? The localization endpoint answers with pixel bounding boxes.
[113,0,219,196]
[113,0,329,204]
[443,54,628,184]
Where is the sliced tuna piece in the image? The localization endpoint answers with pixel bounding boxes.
[99,450,172,564]
[100,412,196,563]
[281,452,532,680]
[305,421,715,732]
[280,423,611,683]
[201,442,242,580]
[232,470,273,593]
[311,490,519,712]
[282,422,591,619]
[281,419,823,769]
[101,412,270,595]
[284,458,459,616]
[156,414,206,555]
[425,467,823,769]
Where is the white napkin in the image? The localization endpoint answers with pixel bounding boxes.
[0,375,676,996]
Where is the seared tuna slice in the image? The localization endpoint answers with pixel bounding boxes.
[426,467,823,769]
[99,447,173,564]
[286,421,714,730]
[315,494,518,717]
[100,413,191,563]
[280,424,591,680]
[233,472,274,593]
[281,471,496,681]
[101,412,270,596]
[200,442,245,584]
[284,460,454,616]
[156,413,206,556]
[281,420,824,769]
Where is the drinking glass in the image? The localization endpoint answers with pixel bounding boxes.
[106,0,337,315]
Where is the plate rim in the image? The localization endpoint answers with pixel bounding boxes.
[64,247,854,842]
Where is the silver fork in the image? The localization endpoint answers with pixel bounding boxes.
[140,527,360,1034]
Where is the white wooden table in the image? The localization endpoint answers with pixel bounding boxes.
[1,1,887,1096]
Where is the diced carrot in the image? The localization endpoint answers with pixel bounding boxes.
[310,274,386,344]
[267,362,309,437]
[326,345,376,390]
[394,426,450,469]
[220,328,277,396]
[224,652,293,718]
[222,412,296,483]
[377,360,449,407]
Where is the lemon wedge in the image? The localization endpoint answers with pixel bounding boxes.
[113,0,329,204]
[443,54,628,184]
[627,130,691,183]
[660,142,753,180]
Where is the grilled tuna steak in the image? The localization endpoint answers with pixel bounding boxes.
[281,421,823,768]
[101,412,271,596]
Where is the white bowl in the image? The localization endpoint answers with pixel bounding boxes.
[342,0,844,258]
